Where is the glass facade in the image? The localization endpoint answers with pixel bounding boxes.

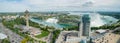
[82,14,90,36]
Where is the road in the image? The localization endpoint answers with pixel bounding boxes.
[0,23,24,43]
[47,31,53,43]
[111,27,120,32]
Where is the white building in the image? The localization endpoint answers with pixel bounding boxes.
[0,33,7,39]
[96,29,107,33]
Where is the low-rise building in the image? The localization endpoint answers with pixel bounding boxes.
[92,33,120,43]
[29,27,41,36]
[95,29,109,34]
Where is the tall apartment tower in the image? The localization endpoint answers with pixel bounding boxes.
[25,10,29,28]
[82,14,90,36]
[78,14,91,37]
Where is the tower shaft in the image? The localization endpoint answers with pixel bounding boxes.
[25,10,29,28]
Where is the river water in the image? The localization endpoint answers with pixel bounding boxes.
[30,18,71,29]
[30,12,118,28]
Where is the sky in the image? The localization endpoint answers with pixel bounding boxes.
[0,0,120,12]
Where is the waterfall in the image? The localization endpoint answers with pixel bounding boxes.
[89,13,105,27]
[89,13,118,27]
[45,17,58,24]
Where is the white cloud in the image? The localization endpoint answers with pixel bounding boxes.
[0,0,120,12]
[0,1,31,12]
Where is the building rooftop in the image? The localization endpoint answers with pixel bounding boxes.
[56,31,85,43]
[96,29,107,33]
[0,33,7,39]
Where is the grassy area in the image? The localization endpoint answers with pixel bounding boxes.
[1,38,10,43]
[35,31,49,38]
[21,37,46,43]
[21,38,28,43]
[51,30,61,43]
[63,26,78,31]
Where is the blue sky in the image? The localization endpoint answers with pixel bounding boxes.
[0,0,120,12]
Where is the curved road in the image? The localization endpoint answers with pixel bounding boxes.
[111,27,120,33]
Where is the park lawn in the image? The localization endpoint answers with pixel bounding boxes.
[35,31,49,38]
